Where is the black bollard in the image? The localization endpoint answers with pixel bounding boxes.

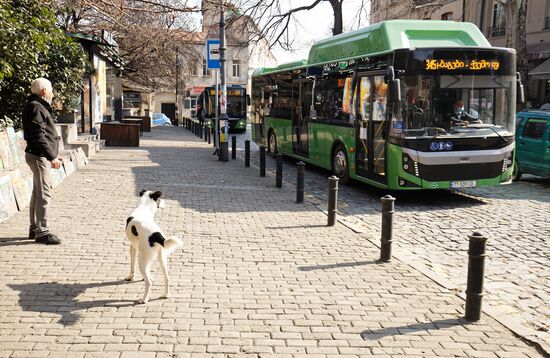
[327,176,339,226]
[259,146,266,176]
[245,140,250,167]
[379,195,395,262]
[296,161,305,203]
[200,124,204,139]
[465,232,488,322]
[232,136,236,159]
[207,127,211,144]
[204,125,208,142]
[275,153,283,188]
[212,129,216,148]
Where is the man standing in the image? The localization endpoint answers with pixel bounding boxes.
[22,78,62,245]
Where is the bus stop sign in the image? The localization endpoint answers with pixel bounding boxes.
[206,39,221,69]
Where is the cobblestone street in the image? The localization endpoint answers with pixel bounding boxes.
[0,126,546,357]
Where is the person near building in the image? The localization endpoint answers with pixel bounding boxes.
[22,78,63,245]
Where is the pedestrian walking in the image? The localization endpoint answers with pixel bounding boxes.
[22,78,62,245]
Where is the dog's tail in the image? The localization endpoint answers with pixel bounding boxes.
[164,236,183,254]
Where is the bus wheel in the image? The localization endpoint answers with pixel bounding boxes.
[333,145,350,184]
[512,159,522,181]
[268,130,277,156]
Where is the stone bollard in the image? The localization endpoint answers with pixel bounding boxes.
[327,176,339,226]
[245,140,250,167]
[232,136,236,160]
[296,161,305,203]
[379,195,395,262]
[259,146,266,177]
[465,232,488,322]
[276,154,283,188]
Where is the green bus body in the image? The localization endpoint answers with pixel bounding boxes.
[251,20,517,190]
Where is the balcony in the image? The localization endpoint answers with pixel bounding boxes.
[545,16,550,30]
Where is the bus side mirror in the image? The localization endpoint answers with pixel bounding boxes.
[391,79,401,102]
[516,72,525,104]
[387,66,401,102]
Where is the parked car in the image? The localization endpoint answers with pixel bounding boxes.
[152,113,172,126]
[513,109,550,180]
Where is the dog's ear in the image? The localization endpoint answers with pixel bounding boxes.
[139,190,147,197]
[150,191,163,202]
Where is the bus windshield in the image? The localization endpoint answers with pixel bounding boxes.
[391,48,516,139]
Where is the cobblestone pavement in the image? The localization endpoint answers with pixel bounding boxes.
[0,126,545,357]
[228,125,550,353]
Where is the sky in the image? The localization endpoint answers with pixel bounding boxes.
[188,0,370,65]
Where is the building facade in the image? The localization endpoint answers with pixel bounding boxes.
[370,0,550,107]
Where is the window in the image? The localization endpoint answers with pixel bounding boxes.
[190,62,199,77]
[523,118,547,139]
[184,97,197,109]
[491,3,506,36]
[268,73,293,119]
[202,58,210,77]
[313,74,353,125]
[232,60,241,78]
[441,12,453,21]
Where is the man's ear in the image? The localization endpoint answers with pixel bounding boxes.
[139,190,147,197]
[149,191,163,202]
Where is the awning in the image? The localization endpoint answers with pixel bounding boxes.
[528,43,550,60]
[529,58,550,80]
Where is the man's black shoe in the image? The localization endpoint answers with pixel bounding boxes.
[35,233,61,245]
[28,230,36,240]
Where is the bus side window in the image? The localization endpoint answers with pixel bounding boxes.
[314,74,353,124]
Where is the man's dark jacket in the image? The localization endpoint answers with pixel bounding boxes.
[22,94,59,161]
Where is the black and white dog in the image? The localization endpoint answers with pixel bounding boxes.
[125,190,182,303]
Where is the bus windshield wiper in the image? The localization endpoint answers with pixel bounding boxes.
[486,125,508,143]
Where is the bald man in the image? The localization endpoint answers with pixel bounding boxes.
[22,78,62,245]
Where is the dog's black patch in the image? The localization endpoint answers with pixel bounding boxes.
[148,232,165,247]
[149,191,163,202]
[131,225,138,236]
[139,190,147,197]
[126,216,134,228]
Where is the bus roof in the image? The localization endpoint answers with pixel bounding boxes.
[253,20,492,76]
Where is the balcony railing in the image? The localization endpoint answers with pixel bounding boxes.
[544,16,550,30]
[489,26,505,37]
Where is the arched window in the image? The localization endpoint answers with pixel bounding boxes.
[441,12,453,21]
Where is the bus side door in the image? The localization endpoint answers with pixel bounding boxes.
[291,79,310,158]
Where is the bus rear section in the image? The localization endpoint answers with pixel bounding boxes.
[203,85,248,133]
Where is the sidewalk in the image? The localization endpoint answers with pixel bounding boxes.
[0,126,543,357]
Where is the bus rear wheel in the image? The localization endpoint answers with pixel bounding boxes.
[268,130,277,156]
[332,144,350,184]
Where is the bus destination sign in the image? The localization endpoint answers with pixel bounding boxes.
[209,89,243,96]
[425,59,501,71]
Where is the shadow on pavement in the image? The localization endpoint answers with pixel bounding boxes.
[8,280,134,326]
[361,317,468,340]
[298,260,379,271]
[0,237,35,247]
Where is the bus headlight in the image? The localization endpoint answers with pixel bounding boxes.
[502,151,514,172]
[402,153,419,176]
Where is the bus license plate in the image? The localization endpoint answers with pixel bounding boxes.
[450,180,476,188]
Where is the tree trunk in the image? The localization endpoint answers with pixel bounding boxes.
[505,0,528,110]
[328,0,343,35]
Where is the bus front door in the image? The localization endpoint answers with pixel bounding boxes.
[355,73,387,183]
[292,80,310,158]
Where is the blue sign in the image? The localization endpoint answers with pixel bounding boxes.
[430,141,454,151]
[430,142,439,151]
[445,141,453,150]
[206,39,221,69]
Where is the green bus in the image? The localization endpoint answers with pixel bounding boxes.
[200,84,248,132]
[251,20,521,190]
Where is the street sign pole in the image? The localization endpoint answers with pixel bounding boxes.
[205,38,221,156]
[219,3,229,161]
[215,69,219,150]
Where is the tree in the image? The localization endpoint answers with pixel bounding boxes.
[0,0,89,129]
[224,0,370,50]
[56,0,201,90]
[498,0,528,109]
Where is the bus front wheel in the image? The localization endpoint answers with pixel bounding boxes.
[268,130,277,156]
[332,145,350,184]
[512,159,522,181]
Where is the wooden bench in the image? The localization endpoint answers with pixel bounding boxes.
[123,116,152,132]
[100,123,140,147]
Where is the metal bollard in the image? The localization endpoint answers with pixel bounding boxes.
[259,146,266,176]
[275,153,283,188]
[212,129,216,148]
[296,161,305,203]
[465,232,488,322]
[327,176,339,226]
[245,140,250,167]
[379,195,395,262]
[232,136,236,159]
[200,124,204,139]
[204,126,208,142]
[207,127,211,144]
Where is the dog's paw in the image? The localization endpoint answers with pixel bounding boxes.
[161,293,170,299]
[137,298,149,304]
[124,274,135,282]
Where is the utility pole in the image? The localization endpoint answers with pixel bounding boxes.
[218,1,229,161]
[175,48,179,125]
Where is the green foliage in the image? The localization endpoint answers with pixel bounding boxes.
[0,0,89,129]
